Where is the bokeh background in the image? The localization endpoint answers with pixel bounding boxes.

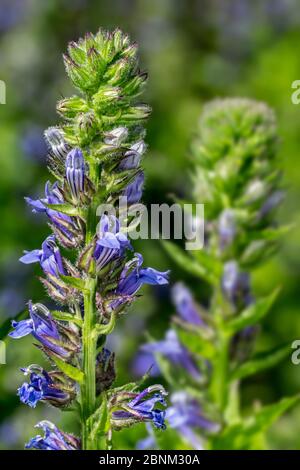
[0,0,300,450]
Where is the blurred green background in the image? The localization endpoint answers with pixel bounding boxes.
[0,0,300,449]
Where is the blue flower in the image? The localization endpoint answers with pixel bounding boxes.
[65,148,85,200]
[110,253,169,310]
[18,365,72,408]
[112,385,168,430]
[19,235,65,278]
[218,209,236,250]
[25,182,77,244]
[9,301,69,358]
[166,392,219,450]
[171,282,206,327]
[26,421,80,450]
[117,253,169,296]
[119,140,146,170]
[222,261,253,309]
[140,329,201,381]
[94,215,131,271]
[123,171,144,204]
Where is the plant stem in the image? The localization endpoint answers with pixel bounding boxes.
[81,160,99,449]
[210,285,231,417]
[81,277,97,449]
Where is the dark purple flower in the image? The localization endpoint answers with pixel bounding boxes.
[25,182,77,243]
[112,253,169,308]
[18,365,72,408]
[166,392,219,449]
[65,148,85,200]
[171,282,206,326]
[112,385,168,430]
[26,421,80,450]
[19,235,65,278]
[222,261,252,309]
[9,301,69,358]
[123,171,144,204]
[141,329,201,381]
[94,215,131,271]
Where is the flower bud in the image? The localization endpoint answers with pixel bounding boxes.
[57,96,88,120]
[96,348,116,394]
[65,148,86,201]
[104,126,128,147]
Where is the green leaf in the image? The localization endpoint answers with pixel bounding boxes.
[89,394,110,440]
[60,275,88,293]
[211,395,300,450]
[110,382,139,395]
[52,356,84,384]
[155,352,176,387]
[176,327,215,360]
[51,310,82,327]
[225,288,280,334]
[230,342,291,381]
[44,202,84,217]
[249,224,294,243]
[95,312,116,336]
[161,240,220,285]
[0,308,27,341]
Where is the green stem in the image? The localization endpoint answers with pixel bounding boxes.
[81,277,97,449]
[216,330,230,413]
[81,160,99,450]
[210,283,231,418]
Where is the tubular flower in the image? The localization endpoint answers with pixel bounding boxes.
[171,282,207,327]
[94,214,131,271]
[19,235,65,278]
[9,302,73,358]
[166,392,219,450]
[26,421,80,450]
[140,329,201,381]
[25,182,81,248]
[113,253,169,308]
[18,365,75,408]
[65,148,86,201]
[111,385,168,430]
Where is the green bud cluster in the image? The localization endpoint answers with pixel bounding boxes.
[191,98,283,267]
[59,29,149,148]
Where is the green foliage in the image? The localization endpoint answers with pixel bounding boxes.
[52,356,85,384]
[230,343,292,381]
[210,395,300,450]
[225,288,280,334]
[162,240,221,285]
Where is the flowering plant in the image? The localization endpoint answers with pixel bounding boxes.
[9,28,169,450]
[139,99,299,450]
